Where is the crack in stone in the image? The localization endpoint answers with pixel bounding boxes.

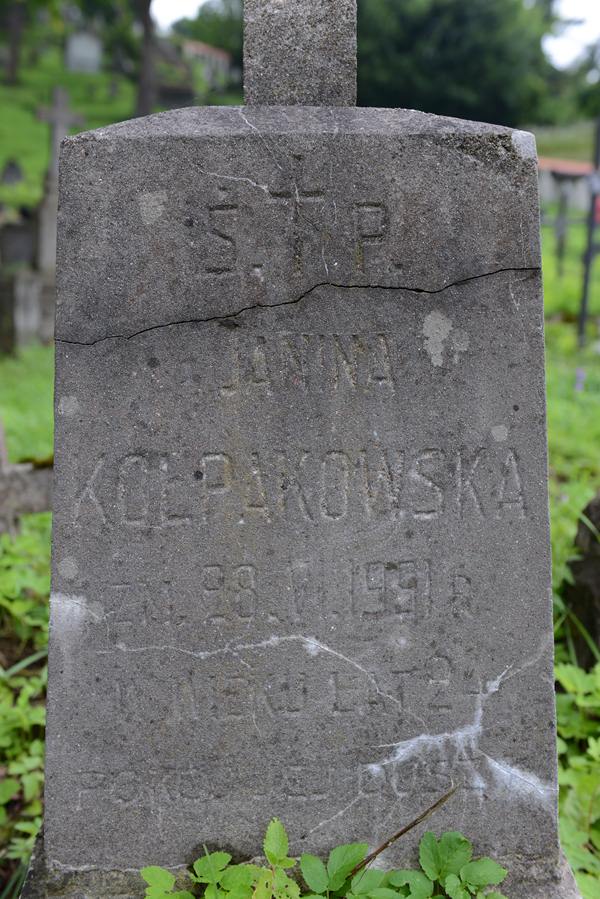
[236,108,285,171]
[93,631,555,832]
[96,633,409,714]
[196,168,272,194]
[366,638,556,807]
[56,265,539,347]
[305,793,365,836]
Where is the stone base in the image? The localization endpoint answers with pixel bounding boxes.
[21,832,583,899]
[516,853,583,899]
[20,831,147,898]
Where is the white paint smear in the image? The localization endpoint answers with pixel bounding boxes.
[423,310,453,367]
[138,191,167,225]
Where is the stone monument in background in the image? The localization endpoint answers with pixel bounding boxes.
[27,2,578,897]
[0,215,37,354]
[65,31,102,75]
[0,421,52,535]
[37,87,82,343]
[0,89,82,355]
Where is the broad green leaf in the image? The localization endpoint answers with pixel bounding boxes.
[141,866,176,890]
[443,874,469,899]
[145,888,171,899]
[253,869,272,899]
[459,859,507,888]
[0,777,19,804]
[350,868,386,894]
[273,869,300,899]
[193,852,232,883]
[369,889,407,899]
[484,894,509,899]
[205,886,224,899]
[300,854,329,893]
[437,833,472,878]
[221,865,260,891]
[273,867,299,893]
[22,771,42,802]
[327,843,369,890]
[386,870,433,899]
[418,833,441,881]
[277,858,299,870]
[264,818,290,866]
[224,887,253,899]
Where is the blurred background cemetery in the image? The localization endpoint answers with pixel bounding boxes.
[1,1,600,897]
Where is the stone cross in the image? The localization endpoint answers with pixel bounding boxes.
[33,3,580,899]
[38,87,83,185]
[244,0,357,106]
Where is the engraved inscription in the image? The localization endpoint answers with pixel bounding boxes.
[212,333,398,397]
[89,558,471,655]
[204,204,239,274]
[354,202,388,274]
[73,446,529,529]
[202,564,257,623]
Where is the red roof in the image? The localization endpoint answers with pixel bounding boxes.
[182,39,231,63]
[538,156,594,176]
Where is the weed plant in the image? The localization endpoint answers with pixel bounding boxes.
[141,820,510,899]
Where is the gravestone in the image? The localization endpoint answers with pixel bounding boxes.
[0,218,43,350]
[14,268,43,345]
[65,31,102,74]
[0,217,36,355]
[1,159,24,185]
[0,421,52,534]
[32,2,578,897]
[0,219,36,267]
[0,272,16,354]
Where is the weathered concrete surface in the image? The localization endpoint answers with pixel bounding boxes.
[244,1,356,106]
[43,106,569,897]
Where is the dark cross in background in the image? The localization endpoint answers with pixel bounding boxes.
[579,117,600,347]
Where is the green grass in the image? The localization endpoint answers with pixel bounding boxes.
[540,219,600,599]
[546,322,600,590]
[531,120,596,162]
[0,48,135,211]
[0,47,240,213]
[542,217,600,322]
[0,345,54,463]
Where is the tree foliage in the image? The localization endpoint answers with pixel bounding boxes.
[168,0,565,126]
[173,0,243,69]
[1,1,62,84]
[357,0,556,125]
[573,42,600,120]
